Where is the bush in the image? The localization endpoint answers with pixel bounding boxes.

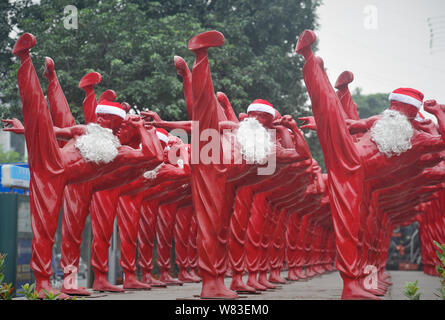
[0,253,14,300]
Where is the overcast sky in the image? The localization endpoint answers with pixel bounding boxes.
[316,0,445,119]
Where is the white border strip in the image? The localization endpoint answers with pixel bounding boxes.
[247,103,275,116]
[156,132,169,144]
[96,104,126,119]
[389,93,422,109]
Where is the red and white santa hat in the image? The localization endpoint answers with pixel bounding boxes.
[247,99,276,117]
[156,128,169,145]
[414,111,425,122]
[95,100,127,120]
[389,88,424,109]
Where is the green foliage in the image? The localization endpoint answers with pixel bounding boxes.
[1,0,320,124]
[403,280,422,300]
[352,88,389,118]
[40,289,61,300]
[0,144,21,163]
[0,253,14,300]
[18,283,39,300]
[436,287,445,300]
[433,241,445,299]
[0,1,14,80]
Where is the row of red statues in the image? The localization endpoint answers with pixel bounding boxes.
[3,28,444,300]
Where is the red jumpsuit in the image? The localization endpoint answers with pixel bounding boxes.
[297,29,445,299]
[13,33,162,297]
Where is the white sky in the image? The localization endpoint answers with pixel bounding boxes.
[316,0,445,119]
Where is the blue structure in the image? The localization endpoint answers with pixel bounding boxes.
[0,162,29,194]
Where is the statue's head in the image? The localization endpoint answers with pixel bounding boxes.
[95,99,126,133]
[117,114,141,146]
[246,99,276,129]
[388,88,424,120]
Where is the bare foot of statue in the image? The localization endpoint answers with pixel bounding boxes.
[78,71,102,91]
[341,275,381,300]
[61,273,91,296]
[42,57,55,80]
[258,271,276,289]
[287,268,300,281]
[200,271,238,299]
[188,269,202,282]
[188,30,225,52]
[178,269,200,283]
[230,272,257,293]
[159,270,184,286]
[35,276,71,300]
[335,71,354,90]
[246,272,267,291]
[123,272,152,290]
[295,267,308,280]
[269,269,286,284]
[12,33,36,59]
[295,29,316,59]
[174,56,189,77]
[92,271,125,292]
[141,272,167,287]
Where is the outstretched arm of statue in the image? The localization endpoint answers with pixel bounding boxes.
[275,115,312,160]
[155,164,190,181]
[141,110,162,122]
[424,100,445,139]
[344,115,380,133]
[413,118,437,135]
[2,118,87,141]
[298,116,317,131]
[218,120,239,132]
[141,110,192,134]
[409,100,445,154]
[274,124,295,149]
[217,92,239,123]
[115,118,164,165]
[2,118,25,134]
[274,143,310,164]
[144,120,192,134]
[53,125,86,140]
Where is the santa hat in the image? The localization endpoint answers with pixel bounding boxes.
[247,99,276,117]
[414,111,425,122]
[156,128,169,145]
[389,88,424,109]
[95,100,126,120]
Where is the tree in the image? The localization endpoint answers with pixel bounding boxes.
[0,1,14,80]
[1,0,320,122]
[2,0,323,167]
[352,87,389,118]
[0,144,21,163]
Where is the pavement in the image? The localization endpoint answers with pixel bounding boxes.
[67,270,442,300]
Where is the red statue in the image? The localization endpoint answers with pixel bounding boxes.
[40,62,162,294]
[10,33,164,298]
[185,30,308,299]
[296,29,445,299]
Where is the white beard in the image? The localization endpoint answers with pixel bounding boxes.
[143,162,164,180]
[370,109,414,157]
[235,118,273,164]
[75,123,121,163]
